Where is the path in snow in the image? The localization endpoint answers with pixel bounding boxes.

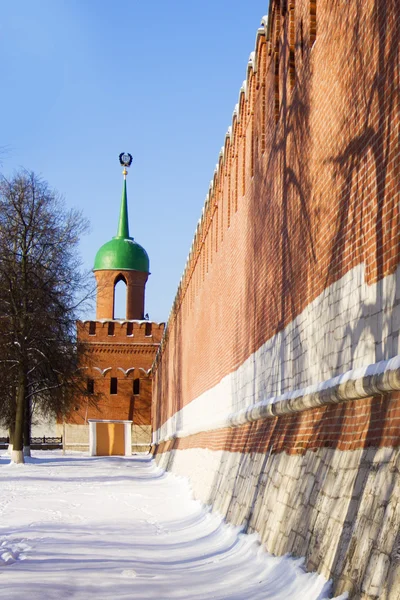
[0,451,347,600]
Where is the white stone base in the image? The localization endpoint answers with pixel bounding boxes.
[154,445,400,599]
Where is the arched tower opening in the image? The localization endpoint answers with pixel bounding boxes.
[113,274,127,319]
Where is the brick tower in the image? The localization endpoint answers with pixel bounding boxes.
[93,165,149,321]
[62,157,164,455]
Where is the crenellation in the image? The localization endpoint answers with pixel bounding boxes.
[78,319,164,344]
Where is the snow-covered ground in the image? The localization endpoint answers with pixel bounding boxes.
[0,451,347,599]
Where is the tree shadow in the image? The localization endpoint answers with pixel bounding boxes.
[197,0,400,594]
[153,0,399,594]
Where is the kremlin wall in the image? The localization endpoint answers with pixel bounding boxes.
[151,0,400,598]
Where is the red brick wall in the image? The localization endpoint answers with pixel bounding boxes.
[67,320,164,425]
[153,0,400,433]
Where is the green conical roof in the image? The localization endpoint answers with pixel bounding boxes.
[94,174,149,273]
[116,178,130,239]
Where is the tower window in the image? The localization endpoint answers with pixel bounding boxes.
[108,322,115,336]
[87,379,94,394]
[89,321,96,335]
[110,377,118,395]
[133,378,140,395]
[145,322,152,337]
[127,322,133,336]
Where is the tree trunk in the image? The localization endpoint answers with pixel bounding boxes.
[12,367,26,464]
[23,397,31,457]
[6,425,14,456]
[12,237,27,464]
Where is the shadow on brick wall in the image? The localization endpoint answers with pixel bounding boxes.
[202,0,400,596]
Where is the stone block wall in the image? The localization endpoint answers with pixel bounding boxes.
[155,443,400,599]
[57,423,90,451]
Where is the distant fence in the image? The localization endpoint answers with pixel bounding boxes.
[0,436,62,449]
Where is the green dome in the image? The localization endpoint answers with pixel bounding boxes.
[94,237,149,272]
[93,174,150,273]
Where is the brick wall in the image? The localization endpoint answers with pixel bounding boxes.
[152,0,399,597]
[65,320,164,443]
[153,0,399,432]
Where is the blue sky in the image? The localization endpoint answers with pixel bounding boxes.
[1,0,267,322]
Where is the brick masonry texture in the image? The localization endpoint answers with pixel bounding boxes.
[151,0,400,597]
[95,270,149,320]
[154,268,400,443]
[152,0,399,432]
[64,320,164,446]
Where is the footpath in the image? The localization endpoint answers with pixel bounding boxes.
[0,452,346,599]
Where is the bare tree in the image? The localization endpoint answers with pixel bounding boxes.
[0,171,93,462]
